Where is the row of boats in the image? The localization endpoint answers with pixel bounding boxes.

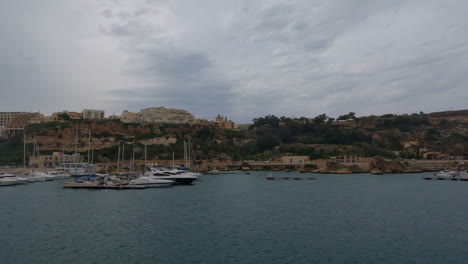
[431,169,468,180]
[70,165,200,189]
[0,170,70,186]
[1,164,200,188]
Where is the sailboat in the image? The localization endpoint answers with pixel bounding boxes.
[64,126,99,176]
[27,133,48,182]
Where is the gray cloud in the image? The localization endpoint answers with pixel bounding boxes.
[1,0,468,122]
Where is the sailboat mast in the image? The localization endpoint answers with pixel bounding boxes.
[172,151,174,167]
[33,133,36,169]
[23,131,26,168]
[183,141,187,167]
[75,125,78,172]
[132,146,135,172]
[87,129,91,164]
[62,131,65,170]
[117,145,121,173]
[188,139,191,168]
[122,144,125,172]
[144,144,147,170]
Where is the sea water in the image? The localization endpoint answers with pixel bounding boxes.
[1,172,467,264]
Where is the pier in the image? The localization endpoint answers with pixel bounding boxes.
[63,183,146,189]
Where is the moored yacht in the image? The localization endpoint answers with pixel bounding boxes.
[0,173,29,186]
[434,170,458,178]
[46,170,71,179]
[144,171,197,185]
[129,177,174,188]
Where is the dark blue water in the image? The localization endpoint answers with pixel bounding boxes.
[1,172,468,264]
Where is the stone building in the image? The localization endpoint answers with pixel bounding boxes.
[29,152,80,168]
[50,111,83,121]
[82,109,105,119]
[0,112,44,137]
[281,156,310,164]
[330,155,362,163]
[120,107,196,124]
[215,114,235,129]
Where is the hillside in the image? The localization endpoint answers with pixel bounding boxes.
[0,110,467,166]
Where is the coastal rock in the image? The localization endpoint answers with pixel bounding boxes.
[370,168,383,175]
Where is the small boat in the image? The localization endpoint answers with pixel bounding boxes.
[434,170,458,179]
[129,177,174,188]
[0,173,28,186]
[27,171,48,182]
[0,177,19,186]
[46,170,71,179]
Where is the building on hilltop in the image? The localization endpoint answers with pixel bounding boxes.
[49,111,84,121]
[215,114,235,129]
[0,112,44,138]
[140,107,195,123]
[82,109,105,119]
[120,107,197,124]
[120,110,140,123]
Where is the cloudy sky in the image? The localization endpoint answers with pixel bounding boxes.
[1,0,467,122]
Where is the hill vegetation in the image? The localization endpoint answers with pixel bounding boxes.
[0,110,467,166]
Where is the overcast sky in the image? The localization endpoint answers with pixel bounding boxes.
[1,0,467,122]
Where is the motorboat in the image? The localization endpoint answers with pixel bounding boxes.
[27,171,48,182]
[145,171,197,185]
[0,177,20,186]
[434,170,458,178]
[129,177,174,188]
[46,170,71,179]
[0,173,28,186]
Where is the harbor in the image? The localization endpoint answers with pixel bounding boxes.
[2,172,468,264]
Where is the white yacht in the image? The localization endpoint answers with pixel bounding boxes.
[0,177,19,186]
[129,177,174,188]
[144,170,198,185]
[27,171,48,182]
[434,170,458,178]
[46,170,71,179]
[0,173,28,186]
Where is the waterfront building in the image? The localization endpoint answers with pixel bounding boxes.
[331,155,362,163]
[29,152,80,168]
[281,156,310,164]
[0,112,44,138]
[82,109,105,119]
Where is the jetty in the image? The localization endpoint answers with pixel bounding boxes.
[63,183,146,189]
